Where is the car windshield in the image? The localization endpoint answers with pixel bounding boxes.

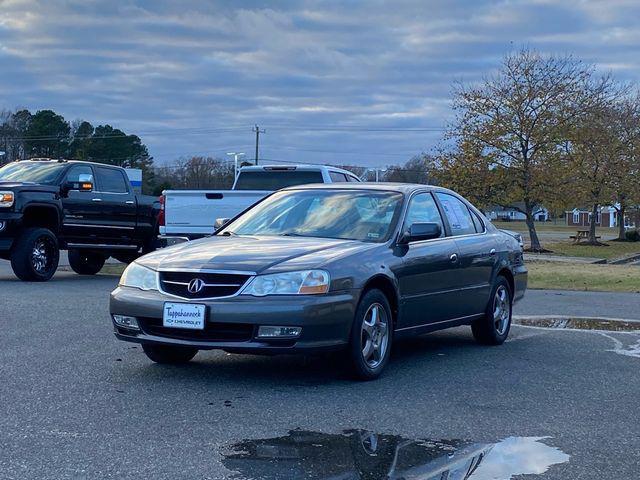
[222,189,404,243]
[0,162,67,185]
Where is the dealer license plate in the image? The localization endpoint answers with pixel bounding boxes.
[162,302,206,330]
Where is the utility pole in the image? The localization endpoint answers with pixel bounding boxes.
[252,124,265,165]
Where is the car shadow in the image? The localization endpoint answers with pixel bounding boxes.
[124,327,486,389]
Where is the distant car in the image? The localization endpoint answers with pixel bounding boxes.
[159,164,360,242]
[0,159,160,281]
[110,183,527,379]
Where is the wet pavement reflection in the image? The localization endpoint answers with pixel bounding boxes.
[221,429,569,479]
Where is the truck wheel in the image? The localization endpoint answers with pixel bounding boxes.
[10,228,60,281]
[112,252,139,264]
[68,249,106,275]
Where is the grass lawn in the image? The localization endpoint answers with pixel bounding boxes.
[527,261,640,293]
[539,241,640,260]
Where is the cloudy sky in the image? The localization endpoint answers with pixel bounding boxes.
[1,0,639,168]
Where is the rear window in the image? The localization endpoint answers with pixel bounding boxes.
[234,170,324,190]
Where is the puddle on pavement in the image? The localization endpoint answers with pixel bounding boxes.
[221,429,569,479]
[515,317,640,332]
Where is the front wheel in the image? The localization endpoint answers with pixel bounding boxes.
[348,289,393,380]
[142,344,198,364]
[10,228,60,281]
[472,276,513,345]
[68,249,106,275]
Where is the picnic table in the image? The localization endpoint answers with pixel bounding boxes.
[569,228,600,243]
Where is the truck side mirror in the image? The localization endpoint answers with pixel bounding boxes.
[62,180,93,194]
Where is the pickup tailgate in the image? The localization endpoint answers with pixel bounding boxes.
[162,190,270,236]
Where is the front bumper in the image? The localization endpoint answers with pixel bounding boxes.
[110,286,359,354]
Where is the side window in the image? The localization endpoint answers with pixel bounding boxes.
[436,193,476,236]
[65,165,93,185]
[470,210,485,233]
[96,167,128,193]
[329,171,348,182]
[404,193,444,236]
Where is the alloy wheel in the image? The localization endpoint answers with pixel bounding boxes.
[361,303,389,369]
[493,285,511,335]
[31,237,54,274]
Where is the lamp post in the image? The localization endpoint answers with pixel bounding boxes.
[226,152,245,180]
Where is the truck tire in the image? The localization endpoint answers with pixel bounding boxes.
[112,252,140,264]
[10,228,60,281]
[68,249,106,275]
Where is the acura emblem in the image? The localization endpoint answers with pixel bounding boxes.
[187,278,206,294]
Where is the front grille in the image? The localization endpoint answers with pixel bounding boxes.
[139,317,254,342]
[159,271,251,299]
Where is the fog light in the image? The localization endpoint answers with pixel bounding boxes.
[257,326,302,338]
[112,314,140,330]
[0,221,5,232]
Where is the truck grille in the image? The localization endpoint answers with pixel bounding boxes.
[139,317,254,342]
[159,271,251,299]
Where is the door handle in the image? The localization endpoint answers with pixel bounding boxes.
[92,198,102,202]
[125,200,134,205]
[489,248,496,256]
[449,253,458,263]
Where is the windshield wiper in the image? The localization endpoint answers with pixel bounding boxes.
[220,231,236,236]
[280,232,308,237]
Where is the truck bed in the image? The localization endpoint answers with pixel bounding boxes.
[161,190,270,237]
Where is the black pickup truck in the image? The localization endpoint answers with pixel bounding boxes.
[0,159,160,281]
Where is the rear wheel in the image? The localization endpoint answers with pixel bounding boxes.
[68,249,106,275]
[472,276,512,345]
[10,228,59,281]
[142,344,198,364]
[348,289,393,380]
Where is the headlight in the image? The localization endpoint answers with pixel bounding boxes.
[0,191,15,208]
[119,262,158,290]
[241,270,330,296]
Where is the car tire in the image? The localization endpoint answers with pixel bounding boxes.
[348,289,393,381]
[472,275,513,345]
[10,227,60,282]
[142,344,198,364]
[68,249,106,275]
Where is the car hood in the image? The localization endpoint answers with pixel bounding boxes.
[138,235,376,273]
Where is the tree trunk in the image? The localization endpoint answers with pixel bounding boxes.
[617,204,626,241]
[524,202,543,251]
[588,203,599,244]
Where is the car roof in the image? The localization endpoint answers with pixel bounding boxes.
[282,182,447,194]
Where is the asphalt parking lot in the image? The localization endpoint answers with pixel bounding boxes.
[2,268,640,479]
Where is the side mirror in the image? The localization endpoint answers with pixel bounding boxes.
[401,222,442,243]
[214,217,231,230]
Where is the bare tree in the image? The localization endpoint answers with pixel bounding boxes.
[449,48,610,251]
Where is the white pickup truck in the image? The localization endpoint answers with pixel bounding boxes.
[158,164,361,241]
